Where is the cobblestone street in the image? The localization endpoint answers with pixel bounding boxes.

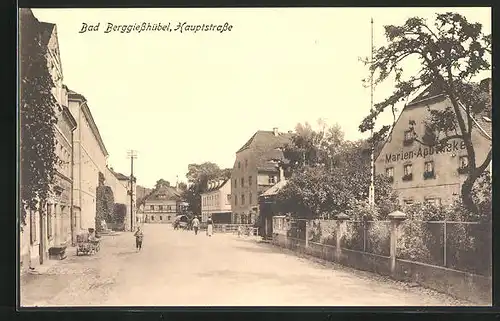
[20,224,472,307]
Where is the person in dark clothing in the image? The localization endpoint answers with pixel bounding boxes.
[134,227,144,251]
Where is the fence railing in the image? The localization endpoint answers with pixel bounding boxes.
[304,218,491,277]
[213,224,258,236]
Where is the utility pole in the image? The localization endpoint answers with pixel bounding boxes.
[368,18,376,208]
[127,150,137,231]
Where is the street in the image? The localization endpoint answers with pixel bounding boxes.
[20,224,471,307]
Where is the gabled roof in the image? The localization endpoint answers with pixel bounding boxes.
[236,130,292,154]
[108,167,136,182]
[204,178,229,193]
[66,87,109,157]
[144,185,182,202]
[260,180,288,197]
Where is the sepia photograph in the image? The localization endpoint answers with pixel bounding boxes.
[18,7,492,307]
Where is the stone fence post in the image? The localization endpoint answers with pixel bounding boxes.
[335,213,349,262]
[388,210,407,276]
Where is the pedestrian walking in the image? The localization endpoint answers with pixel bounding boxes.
[192,216,200,235]
[206,216,213,237]
[134,226,144,251]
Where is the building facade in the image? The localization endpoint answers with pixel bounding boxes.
[143,183,183,224]
[20,11,77,270]
[68,89,109,235]
[201,179,232,223]
[375,81,492,205]
[231,128,292,224]
[104,167,137,230]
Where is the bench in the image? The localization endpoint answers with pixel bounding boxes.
[48,245,67,260]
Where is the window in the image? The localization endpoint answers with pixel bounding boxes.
[234,179,237,188]
[168,216,171,220]
[403,164,413,181]
[268,175,276,184]
[458,156,469,174]
[159,205,163,211]
[424,161,435,179]
[241,177,244,187]
[385,167,394,182]
[227,194,231,203]
[245,159,248,167]
[47,204,53,239]
[425,198,442,206]
[150,205,154,211]
[151,216,155,221]
[234,195,238,206]
[249,176,252,186]
[160,216,163,221]
[403,130,414,145]
[167,205,172,211]
[238,161,241,169]
[241,194,245,205]
[403,199,414,206]
[249,192,252,204]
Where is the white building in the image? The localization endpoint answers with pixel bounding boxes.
[201,179,232,224]
[68,88,109,235]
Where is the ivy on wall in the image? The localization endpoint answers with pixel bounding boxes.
[95,172,114,232]
[19,9,59,226]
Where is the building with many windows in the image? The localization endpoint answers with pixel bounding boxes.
[201,179,231,223]
[143,182,183,224]
[68,88,109,234]
[375,80,492,206]
[231,127,292,224]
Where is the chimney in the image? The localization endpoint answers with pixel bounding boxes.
[273,127,279,136]
[279,165,285,182]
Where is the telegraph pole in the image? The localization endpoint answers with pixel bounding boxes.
[368,18,376,207]
[127,150,137,231]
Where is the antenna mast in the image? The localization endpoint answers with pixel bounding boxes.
[368,18,375,207]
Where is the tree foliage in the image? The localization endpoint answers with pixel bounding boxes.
[155,179,170,189]
[277,134,398,219]
[359,13,491,214]
[183,162,231,214]
[96,172,114,231]
[283,119,347,172]
[19,9,59,225]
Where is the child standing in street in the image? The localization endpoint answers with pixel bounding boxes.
[134,226,144,251]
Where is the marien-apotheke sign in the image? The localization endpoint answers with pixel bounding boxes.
[385,140,466,163]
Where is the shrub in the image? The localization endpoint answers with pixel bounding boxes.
[112,203,127,224]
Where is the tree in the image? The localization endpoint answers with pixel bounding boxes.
[155,179,170,189]
[277,138,397,219]
[177,182,188,192]
[96,172,114,232]
[359,13,491,214]
[19,9,59,226]
[183,162,228,214]
[283,119,346,171]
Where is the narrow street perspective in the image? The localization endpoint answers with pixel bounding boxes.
[21,224,471,307]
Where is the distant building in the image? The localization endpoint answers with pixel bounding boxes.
[143,182,184,224]
[201,178,232,224]
[231,127,292,224]
[105,167,137,230]
[20,9,77,270]
[375,80,492,205]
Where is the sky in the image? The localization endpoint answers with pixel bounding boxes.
[31,7,491,188]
